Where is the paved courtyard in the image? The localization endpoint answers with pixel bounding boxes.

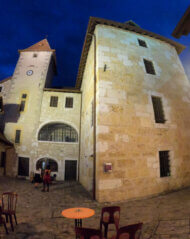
[1,176,190,238]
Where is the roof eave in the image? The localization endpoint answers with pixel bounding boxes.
[75,17,186,89]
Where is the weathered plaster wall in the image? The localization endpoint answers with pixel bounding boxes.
[80,38,95,192]
[3,51,54,178]
[37,91,81,180]
[95,25,190,202]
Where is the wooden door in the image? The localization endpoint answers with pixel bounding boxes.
[65,160,77,181]
[18,157,29,176]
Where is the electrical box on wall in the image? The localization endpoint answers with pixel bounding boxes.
[104,163,112,173]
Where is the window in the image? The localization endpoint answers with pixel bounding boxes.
[33,53,38,57]
[91,100,94,127]
[0,152,6,167]
[138,39,147,48]
[50,96,58,107]
[151,96,165,123]
[0,86,2,92]
[65,97,73,108]
[38,123,78,142]
[20,94,27,112]
[20,101,26,112]
[0,97,4,113]
[159,151,170,177]
[143,59,156,75]
[15,130,21,143]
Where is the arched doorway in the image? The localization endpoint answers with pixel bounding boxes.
[36,158,58,172]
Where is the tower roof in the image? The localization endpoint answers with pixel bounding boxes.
[18,39,57,74]
[19,39,54,52]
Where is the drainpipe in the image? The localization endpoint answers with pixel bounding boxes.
[85,32,97,200]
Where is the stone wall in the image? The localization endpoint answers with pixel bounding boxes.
[95,25,190,202]
[80,38,95,192]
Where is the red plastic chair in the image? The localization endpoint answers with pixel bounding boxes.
[1,192,18,231]
[111,223,143,239]
[0,206,8,234]
[100,206,120,238]
[76,227,104,239]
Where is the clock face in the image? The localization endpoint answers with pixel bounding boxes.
[26,70,33,76]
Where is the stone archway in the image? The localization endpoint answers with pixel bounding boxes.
[36,158,58,172]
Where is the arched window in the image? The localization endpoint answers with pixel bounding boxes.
[38,123,78,142]
[36,158,58,172]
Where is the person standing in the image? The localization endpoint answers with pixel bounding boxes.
[34,168,42,188]
[42,165,51,192]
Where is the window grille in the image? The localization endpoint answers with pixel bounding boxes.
[20,100,26,112]
[138,39,147,47]
[151,96,165,123]
[143,59,156,75]
[65,97,73,108]
[0,97,4,112]
[159,151,170,177]
[50,96,58,107]
[38,123,78,142]
[15,130,21,143]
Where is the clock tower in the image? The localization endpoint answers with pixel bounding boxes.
[3,39,57,176]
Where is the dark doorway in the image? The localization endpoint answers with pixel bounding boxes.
[18,157,29,176]
[65,160,77,181]
[0,152,6,175]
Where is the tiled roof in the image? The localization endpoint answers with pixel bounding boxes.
[18,39,54,52]
[0,76,12,83]
[172,6,190,38]
[0,131,13,146]
[75,17,186,89]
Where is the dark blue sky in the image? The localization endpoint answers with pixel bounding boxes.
[0,0,189,87]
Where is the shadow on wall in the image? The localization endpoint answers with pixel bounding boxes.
[0,104,20,131]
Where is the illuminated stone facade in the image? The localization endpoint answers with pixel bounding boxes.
[1,18,190,202]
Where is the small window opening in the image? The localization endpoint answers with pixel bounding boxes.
[143,59,156,75]
[138,39,147,48]
[0,87,2,92]
[151,96,165,123]
[159,151,170,177]
[65,97,73,108]
[15,130,21,143]
[33,53,38,57]
[20,101,26,112]
[22,94,27,99]
[50,96,58,107]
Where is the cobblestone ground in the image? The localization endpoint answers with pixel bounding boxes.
[1,177,190,239]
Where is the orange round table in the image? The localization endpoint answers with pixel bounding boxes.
[62,207,95,238]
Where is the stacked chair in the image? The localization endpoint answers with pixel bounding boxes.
[1,192,18,233]
[76,206,143,239]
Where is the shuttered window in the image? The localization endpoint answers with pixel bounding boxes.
[151,96,165,123]
[65,97,73,108]
[50,96,58,107]
[15,130,21,143]
[143,59,156,75]
[159,151,170,177]
[138,39,147,48]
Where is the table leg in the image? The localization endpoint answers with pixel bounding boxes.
[75,219,82,239]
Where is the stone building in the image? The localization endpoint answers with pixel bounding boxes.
[1,17,190,202]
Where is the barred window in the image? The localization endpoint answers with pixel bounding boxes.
[65,97,73,108]
[138,39,147,48]
[143,59,156,75]
[151,96,165,123]
[15,130,21,143]
[38,123,78,142]
[159,151,170,177]
[50,96,58,107]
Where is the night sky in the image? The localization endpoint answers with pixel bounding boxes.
[0,0,189,87]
